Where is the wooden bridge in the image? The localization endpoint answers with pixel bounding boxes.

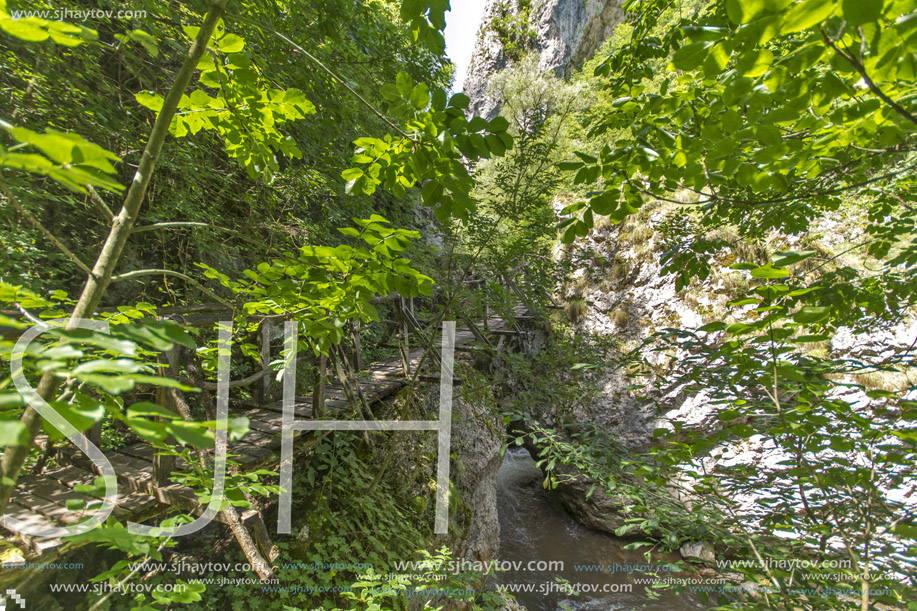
[0,274,552,571]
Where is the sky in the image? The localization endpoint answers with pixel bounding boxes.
[444,0,489,92]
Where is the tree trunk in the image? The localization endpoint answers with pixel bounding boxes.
[0,0,230,517]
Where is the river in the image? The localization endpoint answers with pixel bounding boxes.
[494,447,707,610]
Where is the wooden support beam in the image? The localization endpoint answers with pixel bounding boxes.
[397,298,410,377]
[87,422,102,448]
[261,322,272,403]
[456,311,493,349]
[312,353,326,418]
[242,510,278,562]
[328,348,372,445]
[350,320,363,371]
[152,350,178,488]
[372,372,463,385]
[335,345,374,422]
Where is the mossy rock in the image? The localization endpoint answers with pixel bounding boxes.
[0,541,25,565]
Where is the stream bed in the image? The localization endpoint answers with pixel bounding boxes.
[494,447,707,610]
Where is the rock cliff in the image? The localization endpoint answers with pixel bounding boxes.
[464,0,624,119]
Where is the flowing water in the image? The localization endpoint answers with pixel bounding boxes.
[495,447,707,610]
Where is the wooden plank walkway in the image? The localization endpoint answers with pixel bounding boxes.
[2,308,528,557]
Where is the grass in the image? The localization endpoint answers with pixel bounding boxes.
[849,369,913,394]
[610,306,630,328]
[609,259,630,282]
[565,298,588,323]
[720,271,751,295]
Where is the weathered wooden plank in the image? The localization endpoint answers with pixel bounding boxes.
[119,443,191,473]
[14,483,101,526]
[258,401,313,418]
[3,501,62,554]
[238,409,283,435]
[5,309,527,558]
[98,451,155,493]
[237,428,280,448]
[40,465,98,488]
[228,442,273,464]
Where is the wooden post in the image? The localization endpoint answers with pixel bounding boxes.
[397,298,410,377]
[350,320,363,371]
[153,348,178,487]
[482,280,490,331]
[328,347,372,445]
[88,422,102,448]
[261,322,272,404]
[312,353,326,418]
[336,345,374,421]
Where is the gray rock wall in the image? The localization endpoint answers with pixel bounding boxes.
[463,0,624,119]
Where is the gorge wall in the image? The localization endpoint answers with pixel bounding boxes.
[463,0,624,119]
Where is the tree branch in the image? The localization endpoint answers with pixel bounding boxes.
[822,29,917,127]
[130,220,277,252]
[0,170,93,275]
[0,0,230,517]
[224,13,413,140]
[110,268,235,309]
[87,185,114,222]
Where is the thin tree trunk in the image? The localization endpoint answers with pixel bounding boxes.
[0,0,230,517]
[221,504,274,580]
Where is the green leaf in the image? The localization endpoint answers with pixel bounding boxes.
[135,91,164,112]
[218,33,244,53]
[167,421,214,448]
[0,418,29,446]
[409,83,430,110]
[448,93,470,109]
[729,423,756,438]
[780,0,837,34]
[892,521,917,539]
[396,71,413,97]
[342,168,364,182]
[772,250,816,267]
[672,41,714,71]
[111,321,195,352]
[126,402,182,420]
[72,359,146,375]
[49,396,106,439]
[750,264,790,279]
[726,0,767,24]
[842,0,884,25]
[792,333,830,342]
[793,306,830,323]
[488,116,509,132]
[698,322,727,332]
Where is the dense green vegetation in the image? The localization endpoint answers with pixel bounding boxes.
[542,0,917,609]
[0,0,915,609]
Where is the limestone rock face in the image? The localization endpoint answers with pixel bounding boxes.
[680,541,716,564]
[463,0,624,119]
[451,393,504,561]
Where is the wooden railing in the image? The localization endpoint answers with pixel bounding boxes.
[4,269,554,486]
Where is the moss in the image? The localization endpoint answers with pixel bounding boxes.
[721,271,750,295]
[593,213,617,232]
[629,224,654,243]
[565,297,588,323]
[609,259,631,282]
[610,307,630,328]
[489,0,537,62]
